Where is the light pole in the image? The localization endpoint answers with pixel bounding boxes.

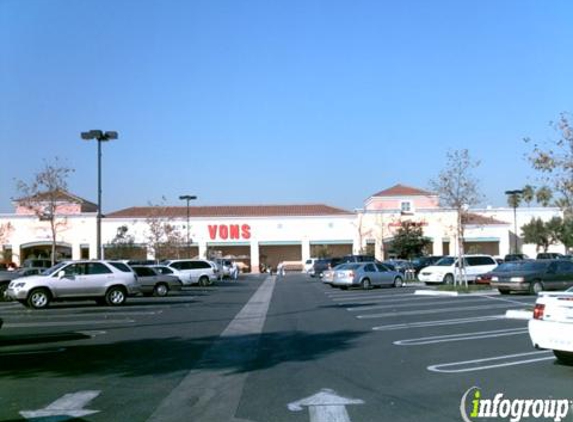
[179,195,197,258]
[81,130,118,259]
[505,189,524,254]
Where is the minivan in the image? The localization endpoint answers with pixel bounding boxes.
[161,259,218,286]
[417,255,498,285]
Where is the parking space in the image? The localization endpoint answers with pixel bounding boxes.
[320,283,547,375]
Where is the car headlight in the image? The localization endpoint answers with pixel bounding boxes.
[510,277,525,282]
[13,282,26,288]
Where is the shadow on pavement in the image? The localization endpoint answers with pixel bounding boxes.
[0,330,367,380]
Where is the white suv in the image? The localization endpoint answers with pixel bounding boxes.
[5,260,140,309]
[161,259,218,286]
[417,255,498,284]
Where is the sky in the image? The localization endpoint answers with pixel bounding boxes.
[1,0,572,214]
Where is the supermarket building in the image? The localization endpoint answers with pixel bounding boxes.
[0,185,564,271]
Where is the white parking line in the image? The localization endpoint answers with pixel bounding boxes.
[427,351,554,373]
[329,292,420,301]
[346,297,498,312]
[394,328,528,346]
[3,319,135,328]
[356,303,523,319]
[372,315,507,331]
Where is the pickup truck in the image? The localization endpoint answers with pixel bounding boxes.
[529,288,573,364]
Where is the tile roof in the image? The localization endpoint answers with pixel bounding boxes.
[462,213,507,225]
[14,189,97,208]
[106,204,353,218]
[371,184,436,198]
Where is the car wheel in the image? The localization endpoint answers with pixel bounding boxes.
[199,276,209,287]
[443,274,454,284]
[27,288,50,309]
[154,283,169,297]
[393,277,403,288]
[361,279,372,290]
[105,286,126,306]
[554,350,573,365]
[530,281,543,295]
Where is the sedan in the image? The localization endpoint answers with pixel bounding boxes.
[331,262,403,290]
[131,265,182,297]
[490,259,573,295]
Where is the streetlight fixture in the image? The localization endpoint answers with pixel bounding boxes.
[505,189,524,254]
[179,195,197,258]
[81,130,118,259]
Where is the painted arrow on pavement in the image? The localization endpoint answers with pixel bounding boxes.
[288,388,364,422]
[20,390,101,420]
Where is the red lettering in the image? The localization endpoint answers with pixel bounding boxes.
[241,224,251,239]
[230,224,240,239]
[219,225,229,240]
[208,225,218,240]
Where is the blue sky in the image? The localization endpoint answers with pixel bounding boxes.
[1,0,572,213]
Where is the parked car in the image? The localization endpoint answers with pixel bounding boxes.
[22,258,54,269]
[417,255,498,285]
[331,262,404,290]
[536,252,564,260]
[303,258,319,274]
[160,259,218,286]
[411,256,445,275]
[529,288,573,364]
[0,267,44,299]
[490,259,573,295]
[131,265,182,297]
[382,259,415,275]
[309,257,343,278]
[339,254,376,264]
[5,260,139,309]
[504,253,529,262]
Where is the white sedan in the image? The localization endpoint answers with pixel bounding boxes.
[529,288,573,364]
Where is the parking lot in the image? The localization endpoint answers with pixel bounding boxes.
[1,273,573,422]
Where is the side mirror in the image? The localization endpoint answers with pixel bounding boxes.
[58,270,66,279]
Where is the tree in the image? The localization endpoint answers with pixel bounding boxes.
[522,185,535,207]
[0,223,14,263]
[430,149,482,286]
[145,199,185,261]
[525,112,573,213]
[104,225,142,260]
[521,218,552,252]
[14,158,74,265]
[391,221,432,259]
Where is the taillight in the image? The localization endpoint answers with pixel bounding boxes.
[533,304,545,320]
[348,271,355,278]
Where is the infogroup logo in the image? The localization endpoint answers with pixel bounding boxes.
[460,387,571,422]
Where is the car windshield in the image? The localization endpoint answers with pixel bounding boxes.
[42,262,68,276]
[435,257,456,266]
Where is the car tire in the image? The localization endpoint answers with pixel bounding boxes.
[27,288,51,309]
[530,281,543,295]
[199,276,209,287]
[554,350,573,365]
[0,283,8,301]
[105,286,126,306]
[361,279,372,290]
[154,283,169,297]
[443,274,454,285]
[393,277,403,288]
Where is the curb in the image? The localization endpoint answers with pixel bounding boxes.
[505,309,532,320]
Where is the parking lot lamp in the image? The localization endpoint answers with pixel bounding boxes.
[179,195,197,258]
[81,130,118,259]
[505,189,524,254]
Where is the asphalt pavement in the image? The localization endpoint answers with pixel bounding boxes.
[1,273,572,422]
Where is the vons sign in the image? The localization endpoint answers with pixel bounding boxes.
[208,224,251,240]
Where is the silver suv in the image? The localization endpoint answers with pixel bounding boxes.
[5,260,139,309]
[161,259,218,286]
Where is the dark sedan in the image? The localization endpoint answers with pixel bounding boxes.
[131,265,182,297]
[490,259,573,295]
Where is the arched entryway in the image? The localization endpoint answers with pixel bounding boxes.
[20,241,72,263]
